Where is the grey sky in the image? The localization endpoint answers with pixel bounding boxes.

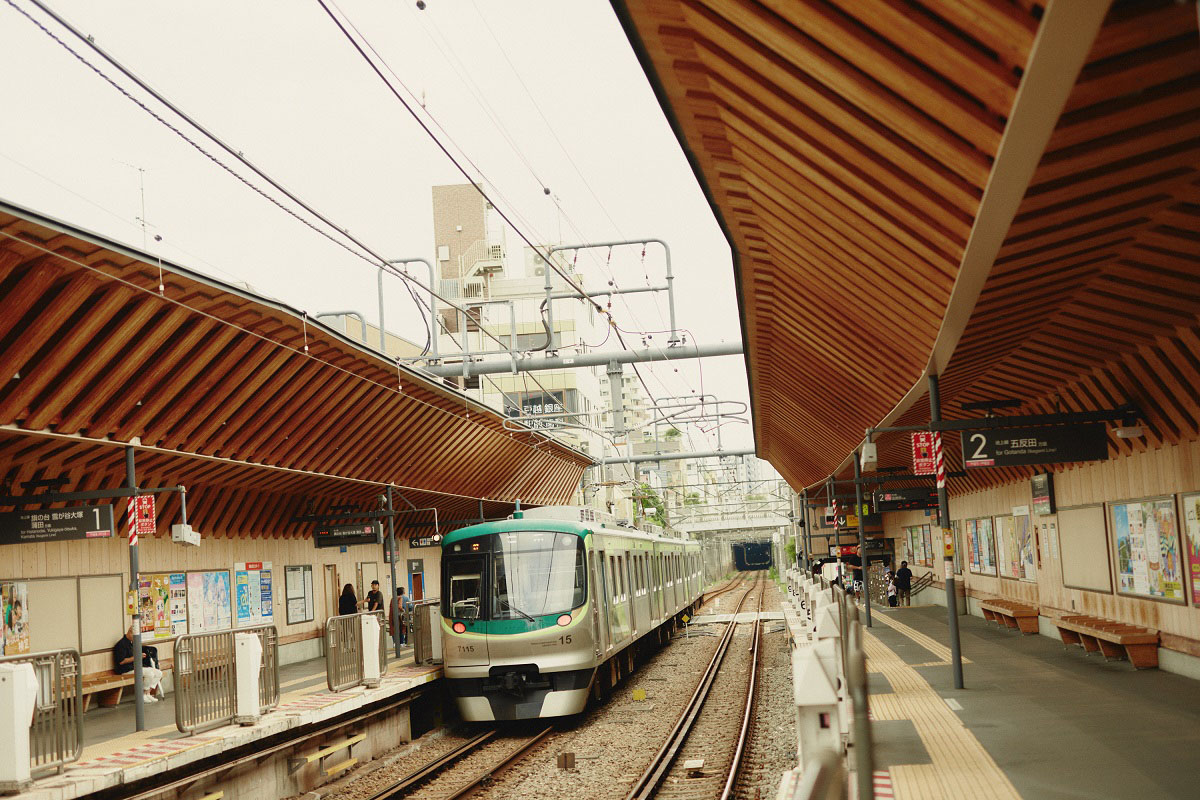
[0,0,753,450]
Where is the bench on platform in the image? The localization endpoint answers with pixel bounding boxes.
[1054,615,1159,669]
[980,599,1040,635]
[81,658,173,712]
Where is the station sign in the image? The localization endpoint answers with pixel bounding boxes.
[961,424,1108,469]
[911,432,937,475]
[0,505,114,546]
[314,522,381,548]
[874,487,939,512]
[1031,473,1056,515]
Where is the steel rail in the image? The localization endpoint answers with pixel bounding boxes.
[700,575,746,607]
[364,730,496,800]
[624,575,761,800]
[442,726,555,800]
[720,579,764,800]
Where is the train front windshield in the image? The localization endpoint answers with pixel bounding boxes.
[443,531,586,621]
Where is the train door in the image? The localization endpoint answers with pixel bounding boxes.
[588,549,606,657]
[597,549,614,652]
[624,551,636,637]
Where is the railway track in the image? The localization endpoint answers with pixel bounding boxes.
[700,574,748,608]
[625,574,764,800]
[360,726,554,800]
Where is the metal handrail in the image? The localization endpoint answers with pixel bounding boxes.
[325,610,387,692]
[0,648,82,777]
[174,625,279,735]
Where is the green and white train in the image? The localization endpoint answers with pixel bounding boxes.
[440,506,704,721]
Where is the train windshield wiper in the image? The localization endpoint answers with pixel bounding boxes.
[501,599,536,622]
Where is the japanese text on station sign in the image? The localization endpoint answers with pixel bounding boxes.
[911,432,936,475]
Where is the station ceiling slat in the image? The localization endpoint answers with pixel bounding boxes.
[0,205,592,537]
[616,0,1199,494]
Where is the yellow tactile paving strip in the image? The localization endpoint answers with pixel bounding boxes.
[866,630,1018,800]
[872,611,972,665]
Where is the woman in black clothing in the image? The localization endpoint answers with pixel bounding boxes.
[339,583,359,615]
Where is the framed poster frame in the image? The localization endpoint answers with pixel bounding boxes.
[1182,491,1200,607]
[968,517,998,576]
[1056,504,1112,594]
[994,515,1019,580]
[1109,495,1185,605]
[186,569,234,633]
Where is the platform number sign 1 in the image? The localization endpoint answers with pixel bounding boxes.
[127,495,156,545]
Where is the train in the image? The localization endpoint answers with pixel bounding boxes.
[440,505,704,721]
[732,540,773,571]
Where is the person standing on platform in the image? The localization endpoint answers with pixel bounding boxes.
[895,561,913,606]
[113,625,163,702]
[366,580,385,612]
[393,587,414,646]
[339,583,359,615]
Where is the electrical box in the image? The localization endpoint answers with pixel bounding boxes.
[171,523,201,546]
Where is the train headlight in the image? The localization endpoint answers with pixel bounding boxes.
[452,621,467,634]
[557,614,572,627]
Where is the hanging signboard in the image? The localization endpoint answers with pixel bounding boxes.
[875,487,939,512]
[961,424,1108,469]
[314,522,381,548]
[911,432,937,475]
[1031,473,1056,515]
[0,505,114,545]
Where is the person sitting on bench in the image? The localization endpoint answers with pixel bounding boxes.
[113,624,164,702]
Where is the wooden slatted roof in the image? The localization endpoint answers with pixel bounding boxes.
[0,202,591,537]
[616,0,1199,493]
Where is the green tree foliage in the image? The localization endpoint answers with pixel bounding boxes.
[636,483,667,527]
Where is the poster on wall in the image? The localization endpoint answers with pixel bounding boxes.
[187,571,233,633]
[922,525,933,567]
[1,581,30,655]
[970,518,997,576]
[1015,514,1036,582]
[235,562,273,628]
[169,573,188,635]
[1112,499,1184,602]
[126,573,188,639]
[995,516,1019,579]
[285,565,315,625]
[1183,493,1200,605]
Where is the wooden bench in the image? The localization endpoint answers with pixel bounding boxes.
[81,658,173,712]
[1054,615,1159,669]
[980,599,1040,635]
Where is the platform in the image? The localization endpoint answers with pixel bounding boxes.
[866,606,1200,799]
[16,652,442,800]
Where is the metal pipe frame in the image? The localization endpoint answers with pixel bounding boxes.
[421,340,743,378]
[383,258,438,359]
[547,238,680,345]
[598,446,756,466]
[314,311,369,344]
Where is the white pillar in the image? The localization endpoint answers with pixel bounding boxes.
[234,632,263,725]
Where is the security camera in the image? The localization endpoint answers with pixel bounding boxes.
[859,442,878,470]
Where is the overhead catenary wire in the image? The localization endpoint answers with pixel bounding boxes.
[13,0,588,362]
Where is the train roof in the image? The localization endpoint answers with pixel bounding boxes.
[442,517,699,548]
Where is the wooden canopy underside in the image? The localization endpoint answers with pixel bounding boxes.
[616,0,1200,492]
[0,205,590,538]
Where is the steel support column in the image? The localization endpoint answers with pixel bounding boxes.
[854,452,871,628]
[385,486,402,654]
[125,446,145,732]
[930,374,964,689]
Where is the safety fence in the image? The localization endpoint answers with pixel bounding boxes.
[174,625,279,735]
[785,569,874,800]
[0,648,82,779]
[325,610,387,692]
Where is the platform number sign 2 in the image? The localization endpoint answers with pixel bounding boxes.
[960,425,1109,469]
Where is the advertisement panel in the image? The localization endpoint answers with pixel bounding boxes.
[1,581,29,655]
[1112,498,1184,602]
[1183,493,1200,605]
[187,570,233,633]
[235,562,273,628]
